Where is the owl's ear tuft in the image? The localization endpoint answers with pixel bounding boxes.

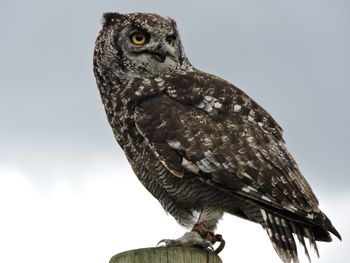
[167,17,178,28]
[102,12,125,27]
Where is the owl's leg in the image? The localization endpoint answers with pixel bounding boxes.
[157,208,225,253]
[191,209,225,253]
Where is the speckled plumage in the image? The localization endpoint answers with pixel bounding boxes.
[93,12,341,262]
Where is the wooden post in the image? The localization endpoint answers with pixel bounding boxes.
[109,247,223,263]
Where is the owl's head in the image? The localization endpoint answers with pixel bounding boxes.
[94,12,191,79]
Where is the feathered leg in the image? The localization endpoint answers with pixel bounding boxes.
[158,208,225,253]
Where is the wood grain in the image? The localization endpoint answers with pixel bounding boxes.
[109,247,223,263]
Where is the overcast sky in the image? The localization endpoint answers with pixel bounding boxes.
[0,1,349,262]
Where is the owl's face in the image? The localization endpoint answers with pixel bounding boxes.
[96,13,189,78]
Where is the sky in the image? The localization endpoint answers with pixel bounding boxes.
[0,0,349,262]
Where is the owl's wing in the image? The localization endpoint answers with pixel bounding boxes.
[134,71,329,227]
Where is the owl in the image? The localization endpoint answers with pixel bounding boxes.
[93,12,341,262]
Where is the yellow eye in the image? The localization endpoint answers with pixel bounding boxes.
[166,35,176,46]
[131,33,147,45]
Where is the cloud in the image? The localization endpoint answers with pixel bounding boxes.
[0,163,346,263]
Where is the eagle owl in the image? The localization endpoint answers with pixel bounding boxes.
[93,12,341,262]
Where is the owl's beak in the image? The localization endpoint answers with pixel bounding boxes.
[152,46,167,63]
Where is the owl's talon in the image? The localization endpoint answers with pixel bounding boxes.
[212,234,225,254]
[207,244,215,252]
[156,231,213,249]
[156,239,168,247]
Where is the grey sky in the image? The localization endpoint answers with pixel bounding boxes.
[0,0,349,262]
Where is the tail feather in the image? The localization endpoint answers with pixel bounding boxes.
[291,222,311,262]
[260,209,325,263]
[264,210,299,262]
[304,227,319,258]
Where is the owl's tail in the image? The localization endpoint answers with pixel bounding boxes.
[261,209,321,263]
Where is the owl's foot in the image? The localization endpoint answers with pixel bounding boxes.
[157,231,213,250]
[157,222,225,254]
[192,222,225,253]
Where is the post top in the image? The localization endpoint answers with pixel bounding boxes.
[110,246,222,263]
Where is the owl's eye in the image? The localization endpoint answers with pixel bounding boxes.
[166,35,176,46]
[131,32,148,45]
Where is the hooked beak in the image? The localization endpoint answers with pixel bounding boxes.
[151,46,167,63]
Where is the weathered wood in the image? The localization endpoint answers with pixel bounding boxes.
[110,247,223,263]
